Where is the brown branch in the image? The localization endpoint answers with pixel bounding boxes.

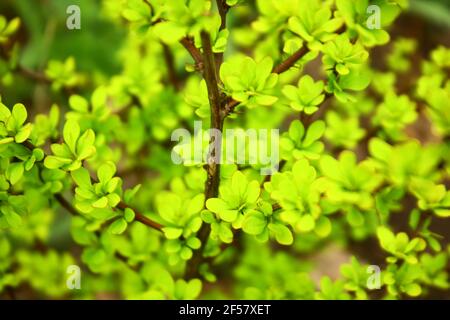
[57,191,155,270]
[272,46,309,74]
[185,31,224,279]
[161,42,180,90]
[223,46,309,116]
[17,65,51,84]
[216,0,229,32]
[1,44,49,84]
[22,141,163,232]
[117,201,163,230]
[145,18,204,71]
[302,92,333,127]
[54,193,78,216]
[179,36,203,71]
[223,27,346,117]
[215,0,230,69]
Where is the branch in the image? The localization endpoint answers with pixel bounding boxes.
[146,18,204,71]
[301,92,333,127]
[179,36,203,71]
[185,31,224,279]
[54,193,78,216]
[22,141,163,232]
[272,46,309,74]
[215,0,230,68]
[224,26,346,117]
[1,44,50,84]
[117,201,163,230]
[17,65,51,84]
[223,46,309,116]
[161,42,180,90]
[55,194,146,270]
[216,0,229,32]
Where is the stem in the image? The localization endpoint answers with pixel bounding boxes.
[215,0,229,69]
[179,36,204,71]
[54,194,143,270]
[185,31,224,279]
[17,65,51,83]
[272,46,308,74]
[54,193,78,216]
[224,28,346,116]
[161,42,180,90]
[117,201,163,230]
[216,0,229,32]
[223,47,309,116]
[302,92,333,127]
[22,141,163,232]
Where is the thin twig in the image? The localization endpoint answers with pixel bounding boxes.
[216,0,229,32]
[161,42,180,90]
[22,141,163,231]
[272,46,308,74]
[215,0,230,69]
[179,37,204,71]
[224,28,346,116]
[17,65,51,83]
[223,47,308,116]
[302,92,333,127]
[54,193,78,216]
[144,18,204,71]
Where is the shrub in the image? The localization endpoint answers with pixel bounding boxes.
[0,0,448,300]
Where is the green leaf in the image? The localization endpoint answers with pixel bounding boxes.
[76,129,96,160]
[201,210,216,224]
[219,209,238,223]
[303,121,326,146]
[186,237,201,249]
[206,198,229,213]
[180,247,193,260]
[98,161,116,183]
[315,216,332,237]
[71,168,92,189]
[69,95,89,113]
[124,184,141,204]
[270,223,293,245]
[187,194,205,216]
[109,218,127,235]
[298,214,315,232]
[6,163,24,185]
[124,208,135,223]
[163,227,183,239]
[63,120,80,154]
[184,279,202,299]
[405,283,421,297]
[15,123,32,143]
[0,101,11,121]
[11,103,27,126]
[408,209,421,230]
[3,208,22,228]
[153,21,186,44]
[377,226,395,249]
[92,197,108,208]
[44,156,72,169]
[218,223,233,243]
[242,211,267,235]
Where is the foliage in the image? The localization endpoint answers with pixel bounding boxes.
[0,0,448,300]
